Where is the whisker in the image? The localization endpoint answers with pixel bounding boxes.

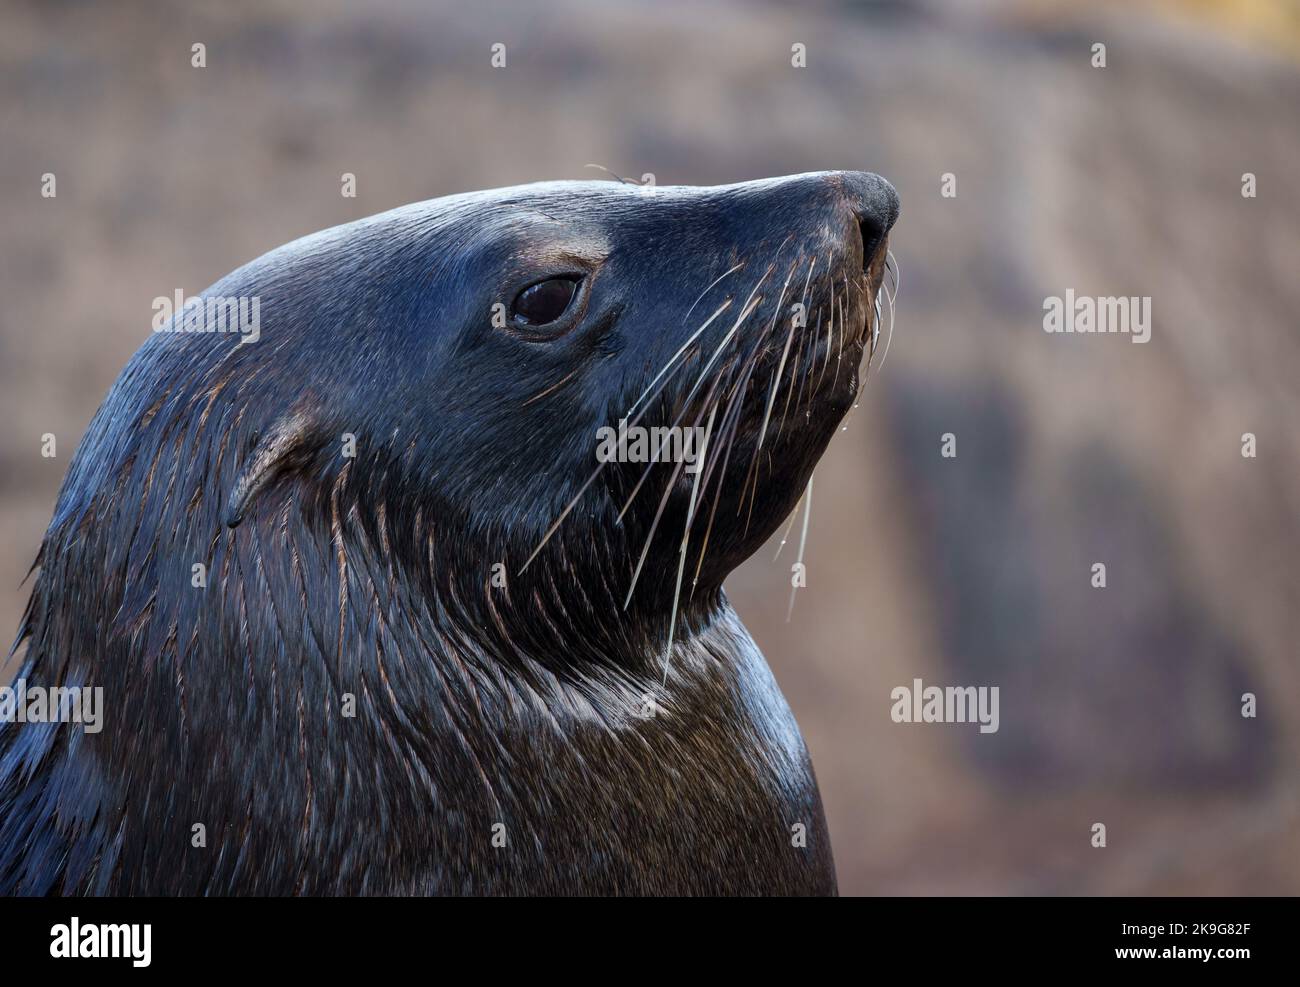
[844,252,900,432]
[755,257,806,449]
[520,281,757,574]
[693,354,753,502]
[871,292,882,359]
[831,291,846,392]
[659,402,717,685]
[682,263,743,330]
[872,271,898,375]
[728,253,803,525]
[620,263,775,602]
[519,464,605,574]
[625,297,733,418]
[817,263,836,390]
[867,248,899,376]
[743,444,759,533]
[617,287,764,522]
[781,345,803,435]
[690,338,766,591]
[622,456,685,610]
[816,292,834,391]
[786,474,814,622]
[798,254,818,309]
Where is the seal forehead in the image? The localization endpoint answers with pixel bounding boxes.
[487,207,612,266]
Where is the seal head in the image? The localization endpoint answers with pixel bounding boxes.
[0,172,897,895]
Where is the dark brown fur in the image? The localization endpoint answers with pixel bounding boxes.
[0,172,897,895]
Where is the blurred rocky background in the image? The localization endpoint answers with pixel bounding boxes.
[1,0,1297,894]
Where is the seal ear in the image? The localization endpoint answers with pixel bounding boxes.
[225,412,317,529]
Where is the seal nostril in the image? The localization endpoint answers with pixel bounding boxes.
[841,171,898,273]
[857,215,884,272]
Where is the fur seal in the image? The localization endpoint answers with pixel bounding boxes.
[0,171,898,895]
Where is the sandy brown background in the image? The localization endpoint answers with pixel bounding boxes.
[2,0,1297,894]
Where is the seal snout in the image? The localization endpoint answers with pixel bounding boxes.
[834,171,899,272]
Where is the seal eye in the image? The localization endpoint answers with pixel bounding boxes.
[512,277,580,327]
